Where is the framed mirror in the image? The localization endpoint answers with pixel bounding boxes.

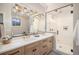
[11,10,29,37]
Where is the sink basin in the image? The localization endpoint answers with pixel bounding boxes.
[33,34,40,37]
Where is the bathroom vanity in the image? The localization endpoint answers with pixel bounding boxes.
[0,33,55,55]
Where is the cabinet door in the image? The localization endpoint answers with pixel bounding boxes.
[32,46,40,55]
[1,47,24,55]
[40,43,49,55]
[24,46,33,55]
[25,46,40,55]
[40,37,53,55]
[24,41,41,55]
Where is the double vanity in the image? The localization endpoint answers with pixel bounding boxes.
[0,33,55,55]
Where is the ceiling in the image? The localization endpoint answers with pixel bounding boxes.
[0,3,71,16]
[21,3,70,13]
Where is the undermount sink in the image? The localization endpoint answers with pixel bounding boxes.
[33,34,40,37]
[33,33,46,37]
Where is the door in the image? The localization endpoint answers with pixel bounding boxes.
[47,5,73,54]
[55,5,73,54]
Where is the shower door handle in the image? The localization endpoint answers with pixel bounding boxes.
[57,30,59,35]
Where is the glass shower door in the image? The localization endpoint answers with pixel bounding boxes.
[46,5,73,54]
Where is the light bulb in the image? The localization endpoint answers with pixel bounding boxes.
[23,7,27,12]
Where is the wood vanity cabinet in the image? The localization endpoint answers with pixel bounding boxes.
[1,47,24,55]
[24,36,54,55]
[0,36,54,55]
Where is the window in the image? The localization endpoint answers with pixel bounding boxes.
[12,18,21,26]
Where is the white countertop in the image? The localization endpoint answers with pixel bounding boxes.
[0,33,54,54]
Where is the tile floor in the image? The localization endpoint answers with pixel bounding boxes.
[48,51,60,55]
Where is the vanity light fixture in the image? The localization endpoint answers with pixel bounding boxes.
[12,4,22,13]
[12,4,38,16]
[13,4,28,15]
[15,4,19,10]
[29,10,38,15]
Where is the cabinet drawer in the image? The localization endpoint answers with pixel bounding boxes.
[40,44,49,55]
[24,41,41,55]
[32,46,40,55]
[25,45,40,55]
[42,37,53,43]
[40,43,52,54]
[1,47,24,55]
[41,37,53,48]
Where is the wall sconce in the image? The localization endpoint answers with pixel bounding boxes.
[12,4,38,16]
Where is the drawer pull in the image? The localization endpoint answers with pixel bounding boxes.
[9,51,19,55]
[32,49,37,52]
